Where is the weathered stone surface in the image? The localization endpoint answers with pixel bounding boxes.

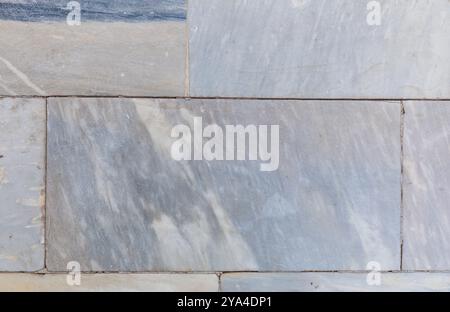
[0,98,45,271]
[0,1,186,96]
[0,0,185,22]
[0,273,218,292]
[221,273,450,292]
[403,101,450,270]
[189,0,450,98]
[46,98,401,272]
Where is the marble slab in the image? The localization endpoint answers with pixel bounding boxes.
[47,98,401,272]
[0,273,218,292]
[403,101,450,270]
[0,98,45,271]
[189,0,450,98]
[0,0,186,96]
[221,273,450,292]
[0,0,185,22]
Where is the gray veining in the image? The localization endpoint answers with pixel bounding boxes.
[47,98,401,272]
[189,0,450,98]
[403,101,450,270]
[0,1,186,96]
[0,0,186,22]
[0,98,45,271]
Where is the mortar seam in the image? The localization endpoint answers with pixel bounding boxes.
[400,100,405,271]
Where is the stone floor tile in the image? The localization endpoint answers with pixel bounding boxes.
[403,101,450,270]
[47,98,401,272]
[0,0,186,96]
[0,98,45,271]
[189,0,449,98]
[221,272,450,292]
[0,273,218,292]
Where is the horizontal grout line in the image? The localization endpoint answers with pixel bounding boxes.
[4,270,450,275]
[1,95,450,101]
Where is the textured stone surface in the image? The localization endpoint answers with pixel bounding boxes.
[221,273,450,292]
[403,101,450,270]
[189,0,450,98]
[0,0,185,22]
[47,98,400,272]
[0,98,45,271]
[0,273,218,292]
[0,1,186,96]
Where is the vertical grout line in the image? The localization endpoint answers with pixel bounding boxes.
[217,272,222,292]
[400,100,405,271]
[43,96,48,271]
[184,0,190,97]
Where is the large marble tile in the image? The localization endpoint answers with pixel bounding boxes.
[47,98,401,272]
[221,273,450,292]
[403,101,450,270]
[0,0,186,96]
[0,273,218,292]
[0,98,45,271]
[189,0,450,98]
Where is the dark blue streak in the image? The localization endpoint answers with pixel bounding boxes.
[0,0,186,22]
